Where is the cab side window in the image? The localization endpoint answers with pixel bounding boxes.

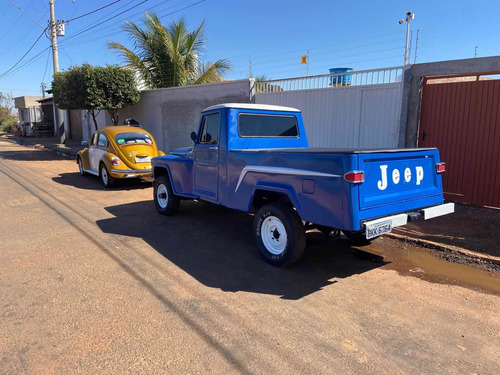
[97,134,108,148]
[199,113,220,144]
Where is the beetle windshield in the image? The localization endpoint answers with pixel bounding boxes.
[115,132,153,145]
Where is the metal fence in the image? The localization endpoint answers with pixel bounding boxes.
[254,66,405,93]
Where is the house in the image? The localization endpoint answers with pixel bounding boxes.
[13,96,43,134]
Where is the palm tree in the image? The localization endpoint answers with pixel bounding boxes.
[107,12,231,89]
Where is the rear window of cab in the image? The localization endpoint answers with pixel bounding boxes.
[238,113,299,138]
[115,132,153,145]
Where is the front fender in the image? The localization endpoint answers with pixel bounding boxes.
[77,149,90,170]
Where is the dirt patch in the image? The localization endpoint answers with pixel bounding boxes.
[393,202,500,258]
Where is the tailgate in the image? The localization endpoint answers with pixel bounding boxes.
[358,149,442,210]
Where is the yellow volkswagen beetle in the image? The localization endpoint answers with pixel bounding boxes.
[77,126,164,187]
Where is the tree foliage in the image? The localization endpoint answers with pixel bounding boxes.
[0,92,17,132]
[52,64,141,129]
[108,12,231,89]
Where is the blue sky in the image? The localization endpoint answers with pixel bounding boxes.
[0,0,499,98]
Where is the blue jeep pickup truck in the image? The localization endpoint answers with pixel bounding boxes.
[152,103,454,266]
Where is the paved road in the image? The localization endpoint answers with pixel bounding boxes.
[1,141,499,375]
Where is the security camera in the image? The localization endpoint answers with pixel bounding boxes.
[399,19,405,24]
[406,11,412,16]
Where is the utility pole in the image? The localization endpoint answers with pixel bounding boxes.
[49,0,65,143]
[399,11,415,65]
[41,83,46,98]
[49,0,59,74]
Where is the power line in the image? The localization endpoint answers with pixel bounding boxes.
[2,46,51,79]
[59,0,203,49]
[7,0,45,29]
[60,0,149,44]
[0,27,48,79]
[41,48,51,83]
[66,0,122,23]
[249,41,403,68]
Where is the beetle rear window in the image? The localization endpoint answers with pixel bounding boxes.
[238,114,299,137]
[115,132,153,145]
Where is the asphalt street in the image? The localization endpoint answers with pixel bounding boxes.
[0,141,499,374]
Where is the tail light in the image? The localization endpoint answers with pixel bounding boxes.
[111,157,120,166]
[436,162,446,173]
[344,171,365,183]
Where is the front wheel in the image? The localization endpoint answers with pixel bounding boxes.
[253,203,306,267]
[154,175,180,215]
[77,156,86,176]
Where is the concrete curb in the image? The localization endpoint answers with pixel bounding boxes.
[386,232,500,266]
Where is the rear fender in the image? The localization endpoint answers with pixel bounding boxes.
[249,182,303,217]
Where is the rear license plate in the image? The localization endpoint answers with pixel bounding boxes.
[135,156,151,163]
[366,220,392,239]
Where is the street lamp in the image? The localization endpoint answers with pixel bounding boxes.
[399,11,415,65]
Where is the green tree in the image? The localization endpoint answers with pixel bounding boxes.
[52,64,140,129]
[107,12,231,89]
[0,92,18,133]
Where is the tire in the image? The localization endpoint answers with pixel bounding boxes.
[343,230,372,246]
[253,203,306,267]
[77,156,87,176]
[153,175,180,215]
[100,162,115,188]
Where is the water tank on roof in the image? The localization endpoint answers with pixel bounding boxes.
[329,67,353,86]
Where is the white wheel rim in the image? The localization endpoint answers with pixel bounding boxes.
[261,215,287,255]
[101,167,108,185]
[156,184,168,209]
[79,159,83,174]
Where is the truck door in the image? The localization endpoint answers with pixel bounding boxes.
[194,112,220,202]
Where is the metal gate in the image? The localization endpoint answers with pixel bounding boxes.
[419,77,500,207]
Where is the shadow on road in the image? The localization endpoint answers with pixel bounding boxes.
[52,172,152,191]
[97,200,388,300]
[0,150,63,162]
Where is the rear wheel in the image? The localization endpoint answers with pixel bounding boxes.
[154,175,180,215]
[253,203,306,267]
[100,163,115,188]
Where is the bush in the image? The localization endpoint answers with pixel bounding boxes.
[0,107,17,133]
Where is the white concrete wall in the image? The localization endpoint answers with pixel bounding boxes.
[80,79,254,151]
[256,83,404,148]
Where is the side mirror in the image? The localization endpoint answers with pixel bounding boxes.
[190,131,197,143]
[81,140,89,147]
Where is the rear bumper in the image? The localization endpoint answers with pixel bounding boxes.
[362,203,455,238]
[111,168,152,179]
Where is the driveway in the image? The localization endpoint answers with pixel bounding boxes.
[1,141,499,374]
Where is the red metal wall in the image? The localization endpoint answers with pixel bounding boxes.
[419,79,500,208]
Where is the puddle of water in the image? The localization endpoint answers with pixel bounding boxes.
[367,238,500,295]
